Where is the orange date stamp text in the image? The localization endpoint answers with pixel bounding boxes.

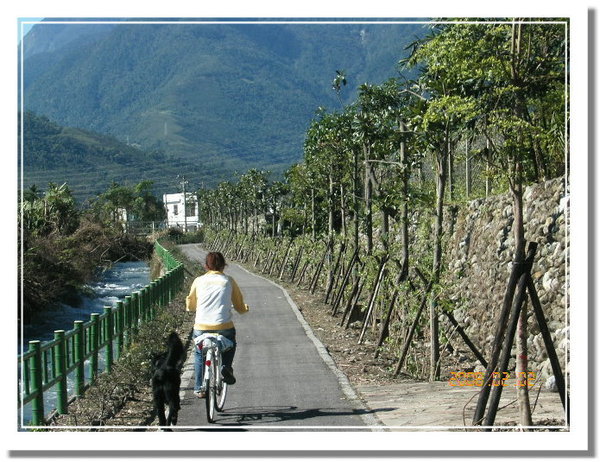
[448,371,536,387]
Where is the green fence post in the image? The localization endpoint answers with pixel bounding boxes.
[158,277,164,307]
[132,292,140,335]
[167,271,172,302]
[90,313,100,382]
[124,296,132,346]
[141,288,146,321]
[103,306,113,374]
[28,340,44,426]
[163,274,168,305]
[141,287,148,322]
[147,285,152,317]
[138,289,144,326]
[172,267,177,293]
[23,358,30,396]
[53,330,68,415]
[73,320,85,397]
[115,301,123,360]
[152,281,158,318]
[139,288,145,323]
[146,285,152,318]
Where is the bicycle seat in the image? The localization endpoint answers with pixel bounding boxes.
[194,333,235,352]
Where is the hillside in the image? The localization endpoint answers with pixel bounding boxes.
[21,111,185,202]
[22,20,426,198]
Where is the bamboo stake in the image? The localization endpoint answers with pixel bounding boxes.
[472,242,536,425]
[290,246,304,282]
[527,274,569,419]
[482,243,537,428]
[483,270,531,427]
[331,250,358,316]
[442,310,488,369]
[343,276,366,329]
[297,260,310,286]
[325,242,346,303]
[278,239,294,280]
[393,279,434,377]
[374,266,407,358]
[358,258,388,344]
[339,271,362,326]
[309,248,328,293]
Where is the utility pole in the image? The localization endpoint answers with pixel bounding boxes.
[178,175,188,233]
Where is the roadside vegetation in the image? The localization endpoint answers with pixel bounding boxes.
[19,180,165,323]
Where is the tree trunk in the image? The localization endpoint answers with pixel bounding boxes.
[381,209,389,253]
[400,121,410,279]
[311,188,316,240]
[340,183,347,239]
[510,163,532,426]
[430,140,448,382]
[516,299,533,427]
[353,147,360,252]
[447,139,454,202]
[485,140,492,198]
[328,174,334,245]
[364,144,373,255]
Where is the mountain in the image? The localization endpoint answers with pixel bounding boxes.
[22,20,426,199]
[20,111,180,202]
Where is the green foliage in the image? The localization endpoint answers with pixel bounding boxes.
[406,22,567,185]
[87,180,166,225]
[20,182,80,240]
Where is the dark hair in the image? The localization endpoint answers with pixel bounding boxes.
[205,252,226,271]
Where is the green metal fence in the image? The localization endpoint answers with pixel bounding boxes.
[19,242,185,426]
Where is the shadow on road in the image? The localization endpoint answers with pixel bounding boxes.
[172,405,395,430]
[209,405,396,426]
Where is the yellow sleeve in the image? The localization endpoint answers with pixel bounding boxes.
[230,278,249,314]
[185,280,197,312]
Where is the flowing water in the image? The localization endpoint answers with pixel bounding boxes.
[22,261,150,345]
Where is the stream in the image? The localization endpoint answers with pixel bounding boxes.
[22,261,150,346]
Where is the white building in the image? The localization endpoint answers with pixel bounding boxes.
[163,192,199,232]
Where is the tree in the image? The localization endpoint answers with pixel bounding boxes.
[132,180,166,222]
[406,19,566,418]
[40,182,80,236]
[405,25,479,381]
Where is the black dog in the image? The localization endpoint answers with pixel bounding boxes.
[152,331,185,429]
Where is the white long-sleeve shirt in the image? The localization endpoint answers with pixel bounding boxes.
[185,271,249,330]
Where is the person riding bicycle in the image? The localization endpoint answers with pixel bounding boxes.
[185,251,249,398]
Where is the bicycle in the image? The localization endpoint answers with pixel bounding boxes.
[194,333,234,423]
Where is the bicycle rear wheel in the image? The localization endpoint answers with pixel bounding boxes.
[216,379,228,412]
[205,361,217,423]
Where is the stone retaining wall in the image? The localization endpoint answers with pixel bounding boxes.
[399,177,568,379]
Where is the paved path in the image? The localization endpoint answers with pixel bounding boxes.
[173,244,376,430]
[170,244,566,431]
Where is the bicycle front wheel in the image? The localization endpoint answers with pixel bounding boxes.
[205,361,217,423]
